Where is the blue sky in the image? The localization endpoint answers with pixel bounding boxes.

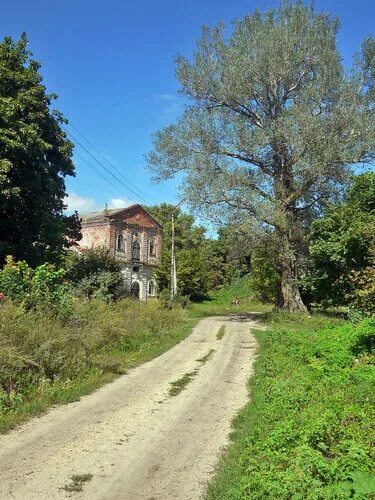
[2,0,375,215]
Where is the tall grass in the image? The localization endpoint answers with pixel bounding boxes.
[0,299,193,433]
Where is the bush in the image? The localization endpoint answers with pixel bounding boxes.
[65,247,120,282]
[0,257,71,314]
[348,247,375,317]
[71,270,123,301]
[65,248,124,301]
[158,289,191,309]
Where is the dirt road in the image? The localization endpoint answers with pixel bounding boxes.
[0,314,259,500]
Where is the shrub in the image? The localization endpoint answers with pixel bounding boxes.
[0,257,71,314]
[65,247,120,282]
[348,246,375,317]
[71,270,123,301]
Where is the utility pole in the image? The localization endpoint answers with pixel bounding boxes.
[170,198,186,298]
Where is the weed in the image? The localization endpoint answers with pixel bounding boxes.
[168,370,198,397]
[61,473,93,492]
[216,325,226,340]
[0,300,198,433]
[196,349,216,363]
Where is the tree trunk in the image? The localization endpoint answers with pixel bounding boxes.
[275,231,308,313]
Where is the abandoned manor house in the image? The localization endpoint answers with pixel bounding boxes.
[76,204,162,300]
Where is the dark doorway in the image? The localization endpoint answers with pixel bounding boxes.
[131,281,140,299]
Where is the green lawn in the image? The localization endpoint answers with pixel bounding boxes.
[205,312,375,499]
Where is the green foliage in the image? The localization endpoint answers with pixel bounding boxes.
[0,34,81,266]
[65,247,120,282]
[146,204,212,299]
[158,289,191,309]
[0,256,70,313]
[308,173,375,310]
[147,2,375,311]
[65,248,123,301]
[72,271,123,301]
[0,298,188,429]
[348,245,375,317]
[206,316,375,499]
[249,234,280,303]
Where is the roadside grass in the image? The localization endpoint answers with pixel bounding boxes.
[0,299,199,434]
[205,313,375,499]
[61,473,93,492]
[216,325,226,340]
[189,276,272,319]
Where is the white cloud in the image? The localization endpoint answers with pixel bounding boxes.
[64,192,97,213]
[159,93,176,101]
[108,198,132,209]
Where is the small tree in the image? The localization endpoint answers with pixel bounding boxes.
[147,2,375,311]
[0,34,80,266]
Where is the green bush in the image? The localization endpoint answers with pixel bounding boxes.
[64,247,120,282]
[65,248,124,301]
[0,257,71,314]
[71,270,123,301]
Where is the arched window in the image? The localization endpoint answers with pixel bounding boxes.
[149,239,156,256]
[131,281,140,299]
[148,280,156,296]
[117,233,124,252]
[132,240,141,261]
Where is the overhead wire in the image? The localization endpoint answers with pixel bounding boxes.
[63,122,155,205]
[73,150,135,203]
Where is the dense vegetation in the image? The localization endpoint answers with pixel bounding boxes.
[0,34,80,266]
[0,297,192,433]
[206,314,375,499]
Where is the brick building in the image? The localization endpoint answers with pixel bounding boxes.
[77,204,162,300]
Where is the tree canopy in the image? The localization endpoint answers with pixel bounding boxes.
[308,172,375,310]
[147,2,375,311]
[0,34,80,266]
[146,204,213,299]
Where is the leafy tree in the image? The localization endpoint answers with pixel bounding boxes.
[0,34,80,266]
[307,173,375,308]
[64,247,121,283]
[207,225,253,286]
[64,247,123,301]
[147,2,375,311]
[146,204,212,299]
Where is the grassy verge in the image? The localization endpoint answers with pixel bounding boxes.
[0,299,198,434]
[189,277,272,318]
[206,313,375,499]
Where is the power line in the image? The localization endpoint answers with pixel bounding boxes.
[73,150,136,202]
[63,126,153,205]
[67,121,155,205]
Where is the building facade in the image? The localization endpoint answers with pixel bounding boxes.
[77,205,162,300]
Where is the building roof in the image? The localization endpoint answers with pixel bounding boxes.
[80,205,136,223]
[79,204,163,228]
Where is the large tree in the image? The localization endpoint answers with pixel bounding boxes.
[147,2,375,311]
[0,34,80,266]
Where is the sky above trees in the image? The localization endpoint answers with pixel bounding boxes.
[1,0,374,214]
